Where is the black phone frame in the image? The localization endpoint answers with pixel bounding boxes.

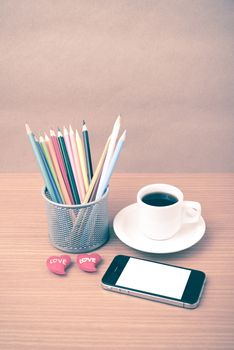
[101,255,206,305]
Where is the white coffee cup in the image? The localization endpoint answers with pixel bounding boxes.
[137,184,201,240]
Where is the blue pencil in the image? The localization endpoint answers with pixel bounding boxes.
[36,141,62,203]
[82,120,93,183]
[95,130,126,200]
[25,124,59,203]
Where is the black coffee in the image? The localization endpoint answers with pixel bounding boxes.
[142,192,178,207]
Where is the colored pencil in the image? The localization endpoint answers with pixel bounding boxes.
[58,129,80,204]
[39,136,64,202]
[50,129,74,204]
[25,124,58,202]
[26,118,126,206]
[89,163,103,202]
[45,133,71,205]
[95,130,126,200]
[36,139,63,203]
[83,136,110,203]
[69,125,86,202]
[76,129,89,192]
[96,115,121,199]
[82,120,93,183]
[63,126,82,200]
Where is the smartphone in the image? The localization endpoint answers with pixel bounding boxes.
[101,255,206,309]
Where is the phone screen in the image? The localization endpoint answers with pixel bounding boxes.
[115,257,191,300]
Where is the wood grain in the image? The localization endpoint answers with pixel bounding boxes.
[0,173,233,350]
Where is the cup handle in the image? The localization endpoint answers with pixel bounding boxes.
[182,201,201,224]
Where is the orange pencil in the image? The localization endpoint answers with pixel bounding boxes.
[83,136,110,203]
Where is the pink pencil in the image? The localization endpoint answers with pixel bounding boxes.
[63,126,84,202]
[50,129,74,204]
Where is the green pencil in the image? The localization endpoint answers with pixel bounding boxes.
[25,124,57,202]
[57,129,80,204]
[39,136,64,203]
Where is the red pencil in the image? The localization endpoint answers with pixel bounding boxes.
[50,129,74,204]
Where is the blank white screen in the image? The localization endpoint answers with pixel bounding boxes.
[116,258,191,300]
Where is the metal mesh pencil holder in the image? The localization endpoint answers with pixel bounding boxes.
[42,188,109,253]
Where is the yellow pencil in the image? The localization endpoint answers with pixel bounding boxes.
[39,136,64,202]
[69,125,86,202]
[83,136,111,203]
[76,129,89,192]
[44,133,71,205]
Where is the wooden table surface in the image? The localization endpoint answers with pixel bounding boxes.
[0,173,233,350]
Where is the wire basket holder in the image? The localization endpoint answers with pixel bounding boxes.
[42,188,109,253]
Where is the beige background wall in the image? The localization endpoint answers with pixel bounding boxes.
[0,0,233,172]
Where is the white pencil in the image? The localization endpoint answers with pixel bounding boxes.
[95,115,121,199]
[96,130,126,200]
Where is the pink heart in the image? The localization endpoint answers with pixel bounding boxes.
[76,253,102,272]
[46,255,72,275]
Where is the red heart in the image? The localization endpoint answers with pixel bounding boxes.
[76,253,102,272]
[46,255,72,275]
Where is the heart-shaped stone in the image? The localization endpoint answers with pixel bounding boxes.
[76,253,102,272]
[46,255,72,275]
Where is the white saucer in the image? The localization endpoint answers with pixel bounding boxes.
[113,203,206,254]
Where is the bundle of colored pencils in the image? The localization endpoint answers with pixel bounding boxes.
[25,116,126,205]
